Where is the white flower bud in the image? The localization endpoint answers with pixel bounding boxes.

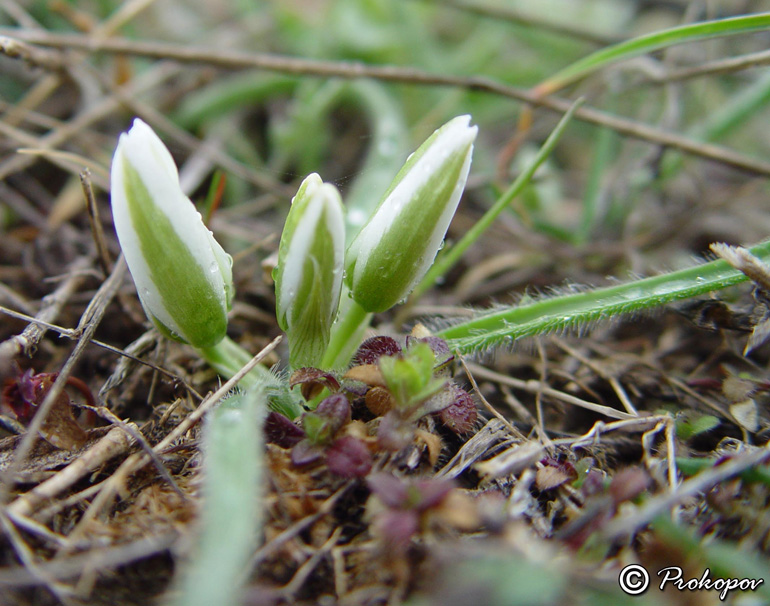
[111,118,233,348]
[274,174,345,368]
[345,115,477,312]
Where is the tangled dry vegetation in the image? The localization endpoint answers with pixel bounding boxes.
[2,4,770,606]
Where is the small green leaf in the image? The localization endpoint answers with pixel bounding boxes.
[379,343,446,411]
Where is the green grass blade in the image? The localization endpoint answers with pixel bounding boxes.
[676,457,770,486]
[412,98,582,300]
[341,81,409,245]
[577,97,617,244]
[174,73,298,129]
[651,515,770,601]
[167,387,266,606]
[439,239,770,354]
[661,69,770,179]
[535,13,770,95]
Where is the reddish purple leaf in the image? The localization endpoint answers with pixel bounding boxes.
[608,467,651,504]
[264,411,306,448]
[353,336,402,366]
[289,367,340,400]
[2,369,89,450]
[435,384,477,434]
[376,509,419,551]
[325,436,372,478]
[411,478,455,510]
[290,439,325,467]
[367,472,410,508]
[316,393,352,431]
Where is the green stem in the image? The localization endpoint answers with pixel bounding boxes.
[412,99,582,300]
[439,239,770,354]
[198,335,272,386]
[198,336,303,419]
[321,293,371,370]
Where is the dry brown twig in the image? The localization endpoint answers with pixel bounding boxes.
[466,361,637,420]
[552,338,639,416]
[0,510,76,603]
[646,47,770,84]
[2,29,770,176]
[251,482,351,568]
[0,305,203,399]
[0,255,93,365]
[0,61,179,184]
[7,425,136,518]
[0,34,64,71]
[0,256,126,503]
[278,527,344,599]
[425,0,623,46]
[602,444,770,540]
[61,336,282,546]
[80,168,113,277]
[0,532,178,587]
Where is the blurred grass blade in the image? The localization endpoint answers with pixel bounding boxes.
[577,96,617,244]
[439,239,770,354]
[342,81,409,244]
[661,69,770,179]
[174,74,298,129]
[652,515,770,602]
[168,387,266,606]
[534,13,770,96]
[676,457,770,486]
[413,98,581,300]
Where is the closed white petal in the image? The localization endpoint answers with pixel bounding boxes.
[122,120,227,305]
[346,115,477,312]
[110,118,232,345]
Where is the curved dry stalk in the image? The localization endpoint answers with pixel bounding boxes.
[0,257,126,503]
[603,445,770,540]
[3,29,770,176]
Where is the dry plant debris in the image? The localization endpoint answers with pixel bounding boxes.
[1,3,770,606]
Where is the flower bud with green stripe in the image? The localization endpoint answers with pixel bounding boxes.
[110,118,234,348]
[274,174,346,369]
[345,115,477,313]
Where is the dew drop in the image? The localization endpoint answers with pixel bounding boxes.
[209,261,219,274]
